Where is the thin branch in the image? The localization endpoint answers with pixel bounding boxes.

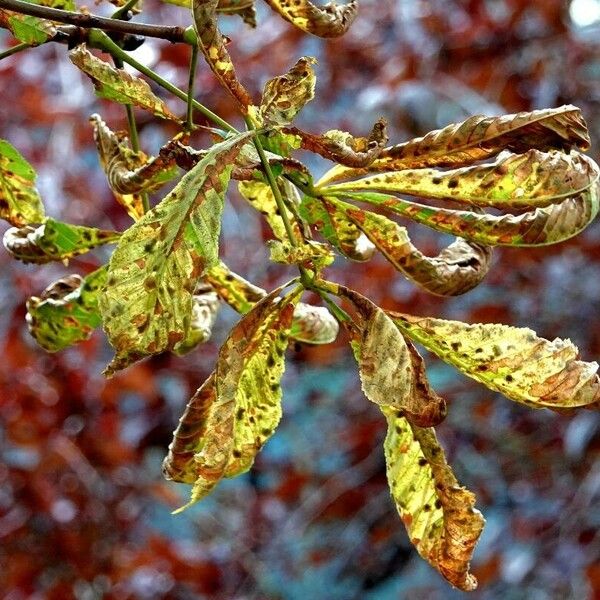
[186,45,199,132]
[0,0,194,44]
[0,41,30,60]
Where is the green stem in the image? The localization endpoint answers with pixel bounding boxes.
[89,29,237,133]
[111,0,140,19]
[245,117,298,246]
[316,290,351,323]
[186,45,199,132]
[0,42,30,60]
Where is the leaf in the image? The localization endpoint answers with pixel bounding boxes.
[192,0,254,109]
[173,284,220,355]
[204,262,338,344]
[70,46,180,121]
[163,0,257,26]
[33,0,76,9]
[336,184,600,246]
[324,150,600,209]
[0,139,45,227]
[26,268,107,352]
[90,115,179,200]
[318,105,591,185]
[391,313,600,409]
[339,286,446,426]
[323,196,492,296]
[262,0,357,37]
[0,10,56,45]
[285,119,388,167]
[383,410,484,590]
[168,286,301,509]
[299,194,375,261]
[268,239,334,268]
[238,179,303,241]
[259,56,317,126]
[100,133,251,375]
[3,217,120,264]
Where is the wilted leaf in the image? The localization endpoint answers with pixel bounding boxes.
[324,150,599,209]
[268,239,334,268]
[3,218,120,264]
[259,56,317,126]
[262,0,357,37]
[299,194,375,261]
[383,410,484,590]
[339,286,446,426]
[192,0,254,109]
[173,284,220,355]
[286,119,388,167]
[391,313,600,409]
[323,196,492,295]
[169,285,301,509]
[238,179,303,241]
[0,10,56,44]
[204,262,338,344]
[26,268,107,352]
[90,115,179,201]
[336,184,600,246]
[0,139,45,227]
[318,105,591,184]
[70,46,180,121]
[100,133,251,375]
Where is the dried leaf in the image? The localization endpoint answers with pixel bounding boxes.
[391,313,600,409]
[336,184,600,246]
[100,133,251,375]
[299,194,375,261]
[0,139,45,227]
[324,150,599,209]
[323,196,492,295]
[169,286,301,509]
[3,218,119,264]
[173,285,220,355]
[237,179,303,241]
[0,10,56,44]
[383,410,484,590]
[339,286,446,425]
[204,262,338,344]
[262,0,357,37]
[70,46,180,121]
[318,105,591,185]
[259,56,317,126]
[90,115,179,200]
[192,0,254,109]
[285,118,388,167]
[26,268,107,352]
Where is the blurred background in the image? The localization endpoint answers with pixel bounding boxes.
[1,0,600,598]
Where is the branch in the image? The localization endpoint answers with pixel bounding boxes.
[0,0,194,44]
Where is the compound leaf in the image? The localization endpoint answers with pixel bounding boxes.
[383,410,484,590]
[169,286,301,509]
[324,197,491,295]
[318,105,591,185]
[392,313,600,409]
[100,133,251,375]
[325,150,599,209]
[3,217,120,264]
[339,286,446,426]
[70,45,180,121]
[0,139,45,227]
[26,268,107,352]
[337,184,600,246]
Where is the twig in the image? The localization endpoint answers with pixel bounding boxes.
[0,0,194,44]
